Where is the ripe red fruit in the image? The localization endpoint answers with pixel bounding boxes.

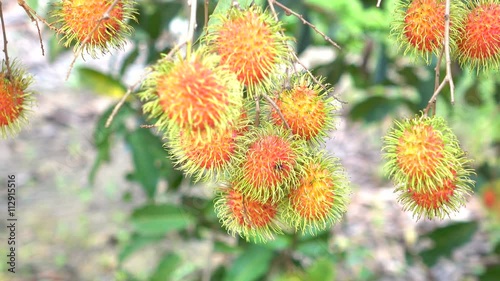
[457,1,500,71]
[214,185,281,242]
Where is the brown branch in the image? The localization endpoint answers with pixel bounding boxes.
[18,0,57,31]
[262,93,291,131]
[17,0,46,55]
[204,0,209,30]
[66,0,120,80]
[254,94,260,127]
[0,1,12,80]
[105,42,186,128]
[423,0,454,116]
[271,0,341,50]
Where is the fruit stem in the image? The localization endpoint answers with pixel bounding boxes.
[0,1,12,80]
[254,94,261,127]
[423,0,455,116]
[262,93,291,131]
[186,0,198,56]
[17,0,46,56]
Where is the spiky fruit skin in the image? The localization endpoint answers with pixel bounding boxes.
[0,62,34,138]
[231,124,306,203]
[214,185,282,242]
[398,168,474,219]
[383,114,475,220]
[140,49,243,135]
[270,75,336,143]
[283,151,350,234]
[391,0,465,62]
[457,1,500,72]
[206,6,290,95]
[52,0,136,57]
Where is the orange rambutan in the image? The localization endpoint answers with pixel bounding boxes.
[140,49,243,134]
[383,114,468,193]
[270,74,336,143]
[52,0,136,57]
[231,124,306,203]
[206,5,290,95]
[391,0,465,62]
[214,185,282,242]
[398,168,474,219]
[283,151,350,234]
[456,0,500,71]
[0,62,35,138]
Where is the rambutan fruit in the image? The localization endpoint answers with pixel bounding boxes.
[456,0,500,72]
[397,166,474,220]
[206,5,290,95]
[270,74,337,143]
[140,48,243,134]
[231,124,307,203]
[282,150,350,234]
[0,62,35,138]
[391,0,465,62]
[51,0,136,57]
[214,184,282,242]
[383,114,471,193]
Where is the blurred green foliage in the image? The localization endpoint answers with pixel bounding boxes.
[41,0,500,280]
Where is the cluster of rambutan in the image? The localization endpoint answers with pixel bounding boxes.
[139,5,350,242]
[383,114,475,220]
[392,0,500,71]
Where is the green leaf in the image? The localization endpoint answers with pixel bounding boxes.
[130,204,194,237]
[207,0,255,29]
[420,221,478,267]
[305,257,336,281]
[75,67,126,98]
[479,265,500,281]
[26,0,38,11]
[149,253,182,281]
[349,96,406,122]
[89,102,135,184]
[119,47,140,77]
[119,234,163,263]
[47,33,70,63]
[125,129,163,198]
[224,245,274,281]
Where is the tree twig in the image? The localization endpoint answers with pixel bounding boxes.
[423,0,454,116]
[254,94,261,127]
[18,0,46,55]
[18,0,57,31]
[186,0,198,55]
[271,0,341,50]
[66,0,120,80]
[0,1,12,80]
[262,93,291,131]
[204,0,209,30]
[377,0,383,8]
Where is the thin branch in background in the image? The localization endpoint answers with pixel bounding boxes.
[18,0,57,31]
[105,41,187,128]
[377,0,383,8]
[428,47,445,116]
[254,94,261,127]
[18,0,46,55]
[0,1,12,80]
[186,0,198,55]
[204,0,209,30]
[66,0,120,80]
[262,93,291,131]
[271,0,341,50]
[424,0,454,116]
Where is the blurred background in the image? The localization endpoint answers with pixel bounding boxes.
[0,0,498,280]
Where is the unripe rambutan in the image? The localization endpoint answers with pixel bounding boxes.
[282,150,350,234]
[456,0,500,72]
[51,0,136,57]
[383,114,472,193]
[140,49,243,134]
[397,167,474,220]
[391,0,465,62]
[270,74,337,143]
[206,5,290,95]
[214,185,282,242]
[0,62,35,138]
[231,124,307,203]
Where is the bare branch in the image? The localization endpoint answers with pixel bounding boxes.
[18,0,46,55]
[18,0,57,31]
[254,94,260,127]
[0,1,12,80]
[271,0,341,50]
[262,93,291,131]
[377,0,383,8]
[186,0,198,55]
